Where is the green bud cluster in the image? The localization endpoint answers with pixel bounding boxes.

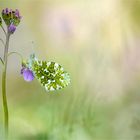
[2,8,21,26]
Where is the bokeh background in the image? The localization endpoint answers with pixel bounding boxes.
[0,0,140,139]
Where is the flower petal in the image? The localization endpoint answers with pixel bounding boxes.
[22,68,34,82]
[8,24,16,34]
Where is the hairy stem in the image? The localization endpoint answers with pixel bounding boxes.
[0,57,4,66]
[0,38,5,47]
[0,25,7,36]
[8,51,23,61]
[2,32,10,139]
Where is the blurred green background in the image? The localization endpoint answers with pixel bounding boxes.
[0,0,140,139]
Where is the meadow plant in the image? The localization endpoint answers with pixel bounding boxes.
[0,8,70,139]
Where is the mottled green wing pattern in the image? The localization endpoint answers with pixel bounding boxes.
[31,60,70,91]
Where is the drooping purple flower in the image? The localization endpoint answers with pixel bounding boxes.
[8,24,16,34]
[21,68,34,82]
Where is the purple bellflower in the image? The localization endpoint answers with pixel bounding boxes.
[21,67,34,82]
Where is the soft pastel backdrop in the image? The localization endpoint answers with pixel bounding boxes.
[0,0,140,139]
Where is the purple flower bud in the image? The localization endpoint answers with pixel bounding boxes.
[21,68,34,82]
[5,8,9,14]
[8,24,16,33]
[15,9,19,17]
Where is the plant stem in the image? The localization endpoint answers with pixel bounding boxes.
[0,57,4,65]
[0,25,7,36]
[2,32,10,139]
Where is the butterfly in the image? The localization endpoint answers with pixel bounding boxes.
[21,54,70,91]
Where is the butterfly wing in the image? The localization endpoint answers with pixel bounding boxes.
[31,60,70,91]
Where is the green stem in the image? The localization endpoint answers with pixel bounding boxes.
[0,38,5,47]
[0,25,7,36]
[8,51,23,62]
[2,32,10,139]
[0,57,4,66]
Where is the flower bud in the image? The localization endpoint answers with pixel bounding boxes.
[8,24,16,34]
[2,8,21,27]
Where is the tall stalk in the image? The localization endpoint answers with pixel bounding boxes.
[2,31,10,139]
